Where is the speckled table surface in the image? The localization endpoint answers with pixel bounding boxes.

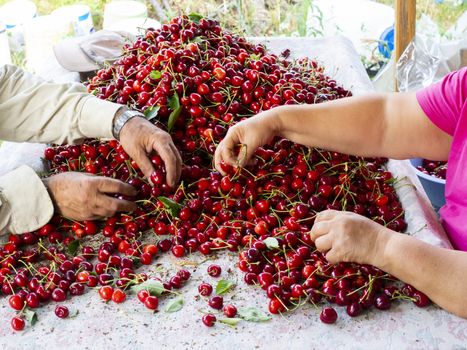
[0,36,466,350]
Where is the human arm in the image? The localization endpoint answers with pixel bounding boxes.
[311,210,467,318]
[0,65,181,234]
[0,64,181,186]
[0,64,119,144]
[215,92,452,172]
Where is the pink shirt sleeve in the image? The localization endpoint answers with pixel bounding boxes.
[416,67,467,136]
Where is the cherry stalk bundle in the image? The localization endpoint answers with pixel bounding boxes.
[0,15,430,331]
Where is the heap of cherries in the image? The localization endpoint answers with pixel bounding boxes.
[417,159,447,180]
[0,15,430,332]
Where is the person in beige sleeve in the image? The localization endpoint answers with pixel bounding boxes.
[0,64,182,236]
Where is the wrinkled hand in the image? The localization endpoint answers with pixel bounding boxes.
[310,210,391,265]
[119,116,182,188]
[214,108,280,174]
[43,172,137,220]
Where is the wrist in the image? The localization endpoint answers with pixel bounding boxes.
[372,227,396,269]
[267,106,286,137]
[112,108,144,140]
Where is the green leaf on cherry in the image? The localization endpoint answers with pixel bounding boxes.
[219,318,242,327]
[67,239,80,255]
[215,279,235,295]
[149,70,162,80]
[262,237,279,249]
[157,196,182,217]
[23,308,38,326]
[130,279,166,296]
[165,295,184,313]
[144,105,161,121]
[167,92,182,132]
[238,307,271,322]
[249,53,261,61]
[188,13,203,23]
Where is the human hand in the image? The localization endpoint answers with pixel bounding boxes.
[310,210,392,265]
[119,117,182,188]
[214,108,281,174]
[43,172,137,220]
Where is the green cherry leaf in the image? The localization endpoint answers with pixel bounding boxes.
[238,307,271,322]
[157,196,182,218]
[165,295,184,313]
[67,239,80,255]
[130,279,166,296]
[188,13,203,23]
[219,318,242,327]
[215,279,235,295]
[143,105,161,121]
[167,92,182,132]
[149,70,162,80]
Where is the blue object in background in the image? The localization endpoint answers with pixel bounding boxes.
[378,25,394,59]
[410,158,446,211]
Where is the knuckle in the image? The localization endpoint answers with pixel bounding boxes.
[158,133,171,143]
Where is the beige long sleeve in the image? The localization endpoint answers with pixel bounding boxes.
[0,64,122,234]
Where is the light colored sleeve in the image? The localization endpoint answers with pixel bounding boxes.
[0,165,54,235]
[0,64,123,235]
[0,64,122,144]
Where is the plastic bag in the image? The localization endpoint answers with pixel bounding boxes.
[395,34,441,91]
[396,14,466,92]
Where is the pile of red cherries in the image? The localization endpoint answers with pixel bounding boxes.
[1,15,430,332]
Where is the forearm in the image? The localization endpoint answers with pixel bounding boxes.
[0,65,121,144]
[274,94,388,157]
[273,92,451,160]
[377,232,467,318]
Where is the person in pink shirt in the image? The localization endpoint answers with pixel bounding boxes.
[215,68,467,318]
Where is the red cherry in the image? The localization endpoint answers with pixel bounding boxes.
[320,307,338,324]
[202,313,217,327]
[213,67,226,80]
[207,264,222,277]
[223,304,237,318]
[112,289,126,303]
[11,316,25,331]
[269,298,285,314]
[171,244,186,258]
[137,289,150,303]
[198,282,213,296]
[8,295,25,311]
[413,291,430,307]
[144,296,159,310]
[99,286,114,301]
[55,305,70,318]
[208,296,223,310]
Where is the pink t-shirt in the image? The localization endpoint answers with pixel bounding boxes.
[416,67,467,251]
